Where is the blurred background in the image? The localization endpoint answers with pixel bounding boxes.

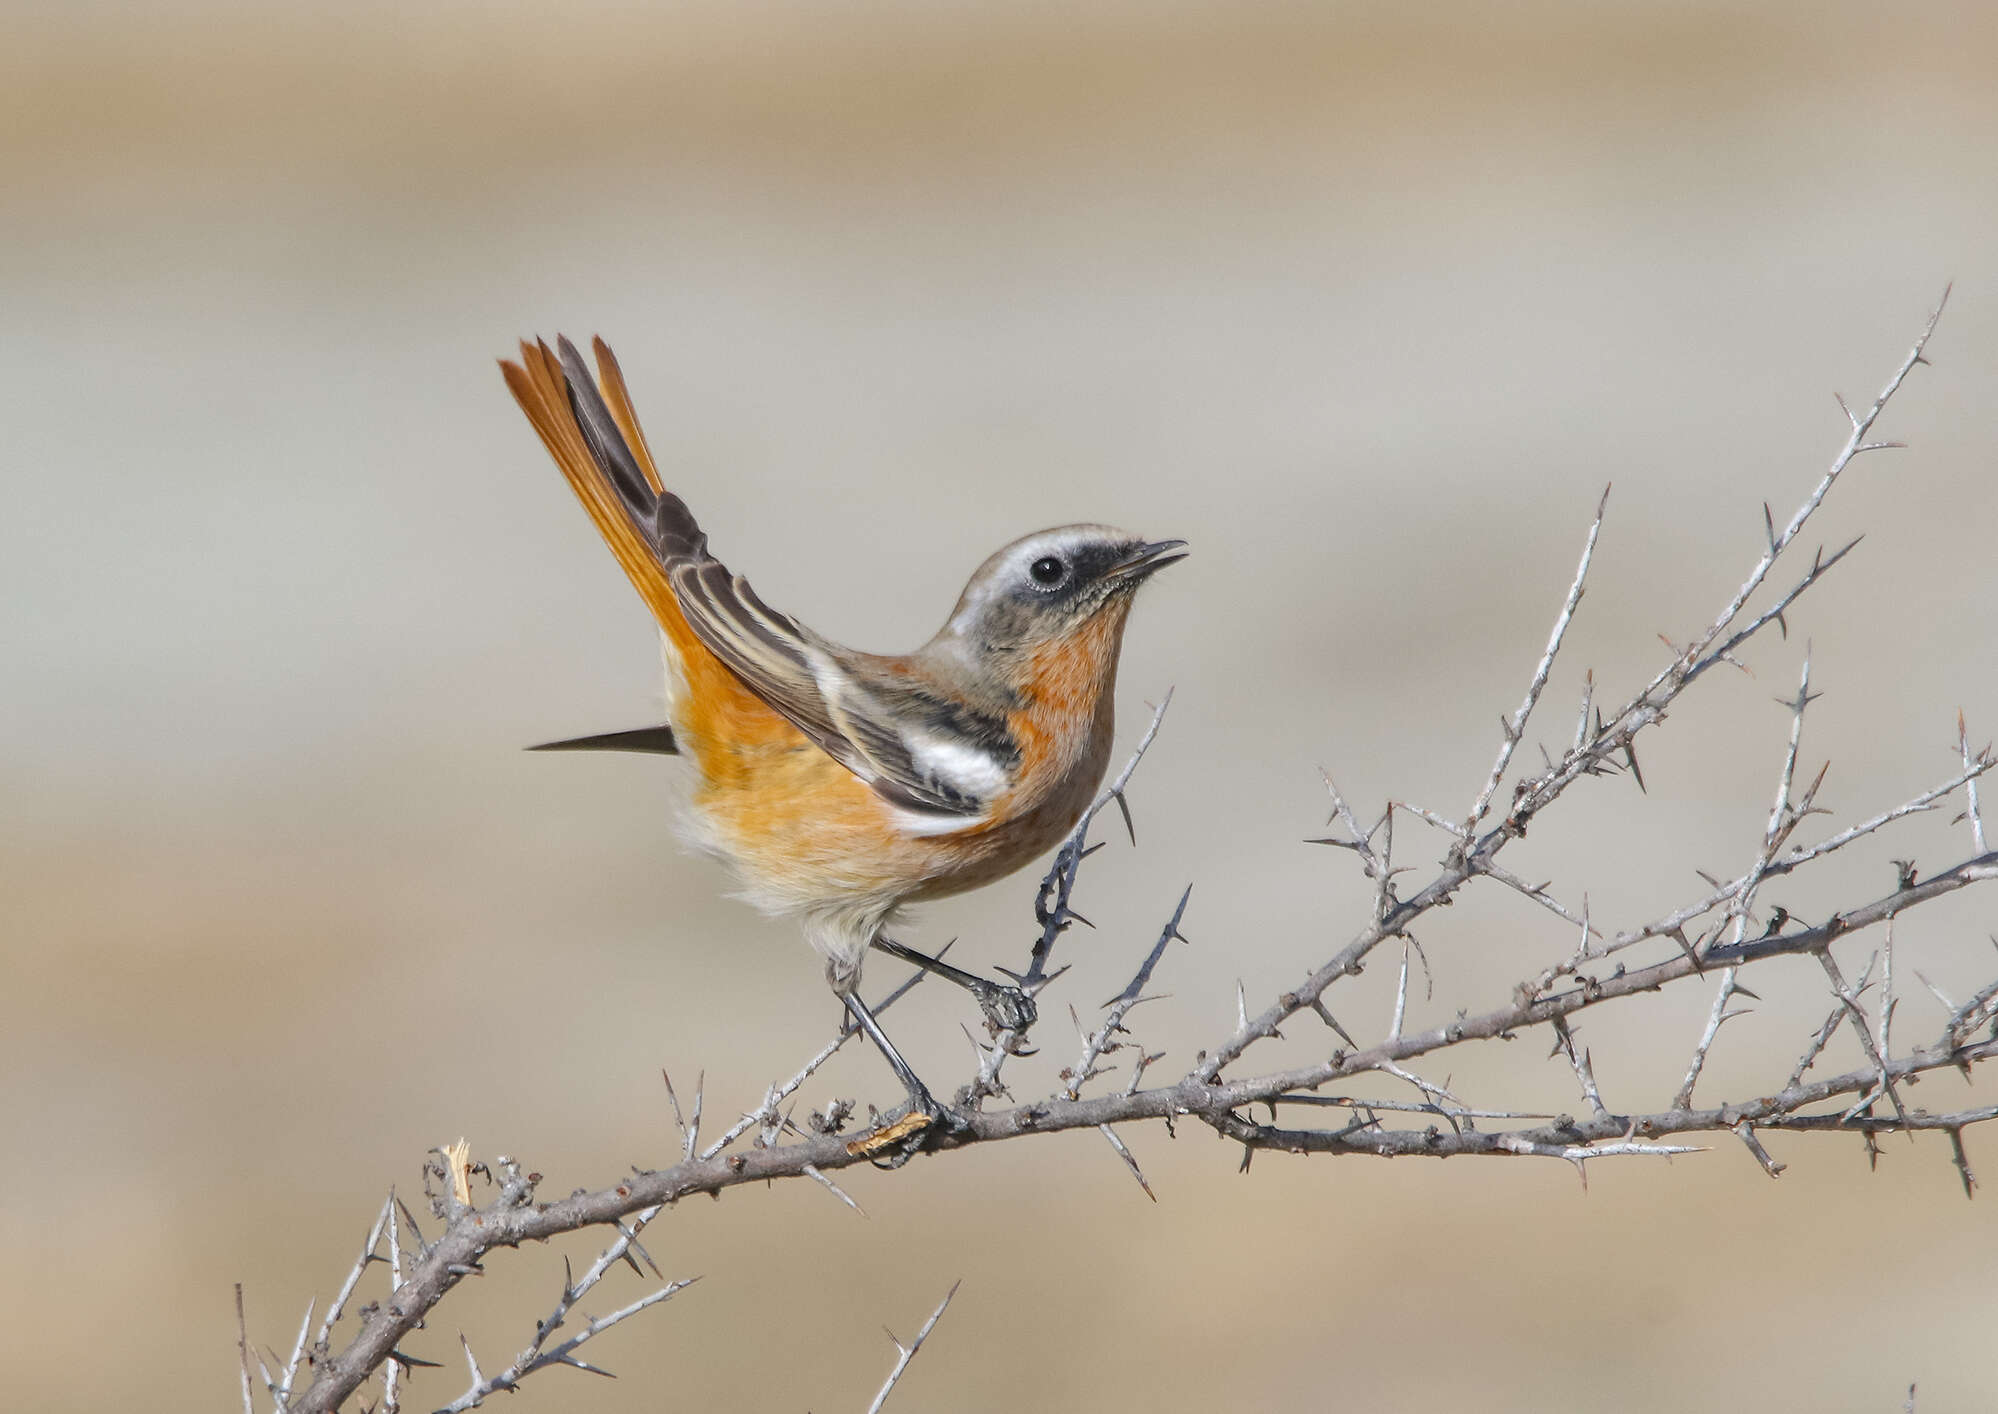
[4,2,1997,1410]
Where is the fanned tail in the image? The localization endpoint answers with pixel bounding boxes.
[501,336,794,767]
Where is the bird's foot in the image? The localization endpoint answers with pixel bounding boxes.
[846,1084,967,1168]
[964,976,1038,1035]
[868,936,1040,1038]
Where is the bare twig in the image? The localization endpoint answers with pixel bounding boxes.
[663,1069,703,1164]
[1733,1122,1786,1179]
[1466,485,1610,836]
[432,1250,694,1414]
[1963,711,1988,854]
[314,1196,391,1360]
[1788,953,1877,1091]
[277,1296,315,1410]
[1690,287,1946,675]
[865,1283,960,1414]
[237,1286,258,1414]
[1614,756,1997,960]
[1064,886,1191,1100]
[1552,1015,1609,1119]
[1675,969,1743,1111]
[1821,950,1909,1128]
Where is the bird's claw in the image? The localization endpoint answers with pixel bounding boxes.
[848,1086,967,1168]
[967,978,1038,1034]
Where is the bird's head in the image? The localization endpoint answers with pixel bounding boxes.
[938,524,1187,656]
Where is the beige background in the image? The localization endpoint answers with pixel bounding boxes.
[5,4,1997,1410]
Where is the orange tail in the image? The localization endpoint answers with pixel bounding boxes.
[501,336,790,760]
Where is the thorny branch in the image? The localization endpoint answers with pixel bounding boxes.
[864,1283,959,1414]
[252,292,1998,1414]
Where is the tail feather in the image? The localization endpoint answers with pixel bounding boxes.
[503,345,655,619]
[527,724,680,755]
[552,338,706,561]
[587,336,662,494]
[502,336,794,762]
[552,338,660,535]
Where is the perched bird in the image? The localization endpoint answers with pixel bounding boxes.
[502,337,1183,1137]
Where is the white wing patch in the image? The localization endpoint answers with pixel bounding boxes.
[882,728,1007,837]
[905,731,1011,798]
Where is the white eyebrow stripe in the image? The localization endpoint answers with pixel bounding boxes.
[946,526,1108,636]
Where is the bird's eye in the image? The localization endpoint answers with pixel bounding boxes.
[1029,555,1067,587]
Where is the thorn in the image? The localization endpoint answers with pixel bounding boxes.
[1099,1124,1157,1202]
[1624,740,1646,794]
[1735,1122,1787,1179]
[1949,1127,1978,1200]
[551,1353,615,1378]
[1310,997,1358,1050]
[460,1333,486,1387]
[801,1163,868,1217]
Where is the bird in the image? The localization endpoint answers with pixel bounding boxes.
[501,335,1184,1142]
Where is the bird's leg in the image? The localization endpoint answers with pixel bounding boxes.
[871,936,1039,1034]
[841,989,963,1160]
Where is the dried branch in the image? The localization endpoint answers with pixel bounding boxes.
[236,1286,257,1414]
[865,1282,959,1414]
[1962,711,1988,855]
[1465,482,1610,836]
[1063,885,1191,1101]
